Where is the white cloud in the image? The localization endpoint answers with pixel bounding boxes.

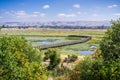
[43,5,50,9]
[15,11,26,17]
[33,12,41,14]
[33,12,46,17]
[108,4,118,8]
[38,13,46,17]
[113,13,120,16]
[92,14,98,17]
[73,4,80,8]
[58,13,76,17]
[6,10,46,19]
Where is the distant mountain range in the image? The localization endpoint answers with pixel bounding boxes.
[0,21,111,29]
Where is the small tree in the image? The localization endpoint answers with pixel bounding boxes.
[99,19,120,79]
[100,19,120,61]
[44,49,61,70]
[0,27,1,31]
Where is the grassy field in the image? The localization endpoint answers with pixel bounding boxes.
[0,28,106,36]
[0,28,106,55]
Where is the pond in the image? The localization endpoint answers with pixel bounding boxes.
[68,45,97,55]
[25,36,97,54]
[68,50,93,54]
[80,50,93,54]
[32,39,58,45]
[25,36,66,46]
[26,36,80,46]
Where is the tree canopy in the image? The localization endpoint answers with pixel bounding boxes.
[44,49,61,70]
[0,36,47,80]
[69,19,120,80]
[100,19,120,61]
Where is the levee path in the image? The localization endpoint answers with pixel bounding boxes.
[36,35,92,50]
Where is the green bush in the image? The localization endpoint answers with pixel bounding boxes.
[69,19,120,80]
[70,57,96,80]
[100,19,120,61]
[64,54,78,63]
[44,49,61,70]
[69,54,78,62]
[0,36,47,80]
[99,19,120,80]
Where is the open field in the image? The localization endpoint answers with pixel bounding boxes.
[0,28,106,37]
[0,28,106,55]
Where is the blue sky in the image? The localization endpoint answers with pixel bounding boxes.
[0,0,120,22]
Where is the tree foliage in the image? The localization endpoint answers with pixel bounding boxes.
[44,49,61,70]
[0,36,47,80]
[100,19,120,61]
[69,19,120,80]
[99,19,120,80]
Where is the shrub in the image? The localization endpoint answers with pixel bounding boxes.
[0,36,47,80]
[99,19,120,80]
[44,49,61,70]
[70,57,93,80]
[64,54,78,63]
[69,19,120,80]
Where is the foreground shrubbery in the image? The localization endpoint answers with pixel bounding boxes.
[1,19,120,80]
[0,36,47,80]
[44,49,61,70]
[64,54,78,63]
[69,19,120,80]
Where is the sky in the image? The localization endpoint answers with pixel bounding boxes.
[0,0,120,22]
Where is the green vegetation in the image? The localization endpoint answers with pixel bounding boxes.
[64,54,78,63]
[99,19,120,79]
[0,36,47,80]
[44,49,61,70]
[0,19,120,80]
[69,19,120,80]
[100,19,120,61]
[60,43,94,51]
[0,28,105,37]
[65,37,80,40]
[47,66,71,80]
[0,27,107,79]
[0,28,106,55]
[70,57,95,80]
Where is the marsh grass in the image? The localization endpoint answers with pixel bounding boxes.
[0,28,105,55]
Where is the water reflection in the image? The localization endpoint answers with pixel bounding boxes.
[68,45,97,54]
[32,39,58,45]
